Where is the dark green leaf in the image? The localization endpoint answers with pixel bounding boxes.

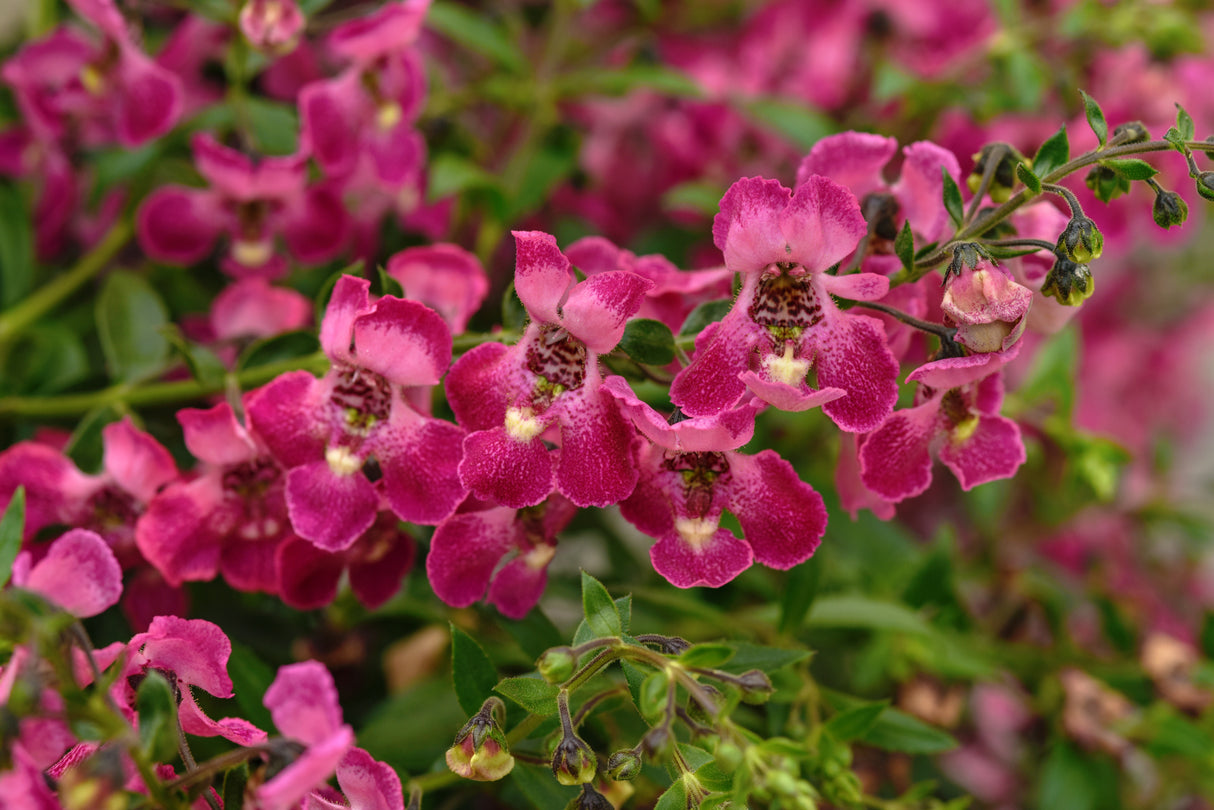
[679,299,733,336]
[227,640,275,732]
[163,328,226,389]
[1099,158,1157,181]
[778,557,821,635]
[64,405,123,474]
[622,660,647,712]
[221,763,249,810]
[1016,162,1041,195]
[1145,709,1214,758]
[237,330,321,373]
[451,624,499,716]
[0,487,24,588]
[1037,742,1098,810]
[1079,90,1107,147]
[136,670,180,763]
[741,98,833,151]
[716,642,809,675]
[615,595,632,635]
[2,325,89,395]
[1176,103,1196,141]
[581,571,622,640]
[678,744,715,771]
[96,270,171,383]
[941,168,964,229]
[510,763,577,808]
[1032,125,1070,179]
[359,679,466,773]
[375,266,405,299]
[618,318,676,365]
[502,282,528,333]
[893,220,914,272]
[0,182,33,309]
[494,676,560,716]
[679,643,736,669]
[1095,598,1135,654]
[247,98,298,155]
[902,549,955,610]
[508,130,579,220]
[825,701,888,742]
[426,2,526,72]
[862,708,957,753]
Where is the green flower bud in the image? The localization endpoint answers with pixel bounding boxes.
[686,683,724,725]
[1197,172,1214,202]
[1041,251,1095,307]
[767,769,798,798]
[1057,216,1103,263]
[537,646,576,685]
[606,749,643,781]
[736,669,774,705]
[1084,165,1130,203]
[1112,121,1150,144]
[552,733,598,786]
[714,741,743,773]
[967,142,1024,203]
[446,697,515,781]
[567,784,615,810]
[1152,190,1189,229]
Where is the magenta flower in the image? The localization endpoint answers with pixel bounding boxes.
[257,661,356,810]
[670,176,899,432]
[445,231,652,509]
[859,354,1026,502]
[240,0,305,55]
[137,133,348,278]
[941,261,1033,354]
[10,529,121,618]
[605,377,827,588]
[209,277,313,343]
[277,512,415,610]
[305,747,405,810]
[136,399,295,594]
[247,275,465,550]
[427,494,578,618]
[386,243,489,334]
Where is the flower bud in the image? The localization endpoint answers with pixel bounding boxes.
[567,784,615,810]
[1112,121,1150,144]
[1057,216,1103,264]
[447,697,514,781]
[1084,165,1129,202]
[1152,189,1189,229]
[686,683,724,725]
[1196,172,1214,202]
[538,647,576,685]
[714,741,743,773]
[736,669,774,704]
[967,143,1024,203]
[941,263,1033,354]
[239,0,305,55]
[552,733,598,786]
[606,749,643,781]
[1041,251,1095,307]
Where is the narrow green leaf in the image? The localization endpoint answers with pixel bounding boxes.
[221,763,249,810]
[96,270,171,384]
[893,220,914,272]
[136,670,180,763]
[1078,90,1107,147]
[679,299,733,336]
[0,182,33,309]
[0,487,25,588]
[1032,125,1070,179]
[679,643,736,669]
[1099,158,1158,181]
[555,65,701,98]
[581,571,622,640]
[451,624,499,716]
[826,701,889,742]
[615,595,632,635]
[861,708,957,754]
[715,643,809,675]
[236,330,321,372]
[806,595,934,636]
[494,676,560,716]
[941,168,964,229]
[1016,162,1041,195]
[778,557,821,635]
[426,2,526,72]
[375,266,405,299]
[1176,103,1196,141]
[618,318,676,365]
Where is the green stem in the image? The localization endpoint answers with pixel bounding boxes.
[0,219,133,350]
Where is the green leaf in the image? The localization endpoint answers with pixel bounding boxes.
[741,98,833,151]
[1037,742,1098,810]
[1014,327,1078,416]
[1032,125,1070,179]
[1079,90,1107,147]
[221,763,249,810]
[510,763,578,808]
[941,168,964,229]
[715,642,809,675]
[427,153,502,203]
[806,595,934,636]
[654,777,688,810]
[826,701,888,742]
[555,65,701,98]
[1016,161,1041,195]
[639,669,669,719]
[1176,103,1196,141]
[359,679,467,774]
[96,270,171,384]
[502,608,564,661]
[136,670,180,763]
[247,98,299,155]
[615,595,632,635]
[0,182,33,309]
[494,676,560,716]
[618,318,676,365]
[64,405,123,474]
[375,266,405,299]
[227,640,275,732]
[0,487,24,588]
[1164,126,1190,155]
[507,129,579,220]
[861,708,957,754]
[451,624,499,717]
[662,181,727,217]
[679,299,733,336]
[1099,158,1157,181]
[581,571,622,640]
[893,220,914,272]
[679,643,735,669]
[679,743,715,771]
[778,557,821,635]
[2,325,89,395]
[163,328,226,389]
[502,282,528,333]
[1201,613,1214,659]
[236,330,321,372]
[426,2,526,72]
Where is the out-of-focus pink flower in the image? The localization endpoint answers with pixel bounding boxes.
[240,0,305,55]
[278,512,415,610]
[386,243,489,334]
[10,529,121,618]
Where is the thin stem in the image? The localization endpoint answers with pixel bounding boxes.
[965,144,1006,224]
[164,745,272,792]
[849,301,957,341]
[986,238,1056,252]
[1041,183,1084,217]
[572,685,628,727]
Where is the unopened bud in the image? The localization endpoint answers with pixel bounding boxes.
[538,647,576,685]
[606,749,642,781]
[1085,165,1129,202]
[968,142,1024,203]
[687,683,724,725]
[1112,121,1150,144]
[1196,172,1214,202]
[552,733,598,786]
[641,723,671,757]
[736,669,774,704]
[1152,190,1189,229]
[714,741,743,773]
[1057,216,1103,263]
[447,697,514,781]
[1041,251,1095,307]
[568,784,614,810]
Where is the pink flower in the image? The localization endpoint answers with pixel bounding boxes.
[247,275,466,550]
[941,261,1033,354]
[240,0,305,56]
[305,748,405,810]
[670,176,899,432]
[385,243,489,334]
[137,133,348,278]
[606,377,827,588]
[277,512,415,610]
[10,529,121,618]
[445,231,652,509]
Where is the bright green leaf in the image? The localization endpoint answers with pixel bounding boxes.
[806,595,934,636]
[680,643,736,669]
[136,670,180,763]
[495,676,560,716]
[451,624,499,717]
[1037,742,1098,810]
[618,318,676,365]
[247,98,298,155]
[663,181,727,217]
[1099,158,1158,181]
[1017,162,1041,195]
[861,708,957,754]
[581,571,622,640]
[375,266,405,299]
[1079,90,1107,147]
[96,270,171,384]
[1176,103,1196,141]
[893,220,914,272]
[0,487,24,588]
[941,168,964,229]
[826,701,889,742]
[741,98,832,151]
[654,777,688,810]
[639,669,669,720]
[1032,125,1070,179]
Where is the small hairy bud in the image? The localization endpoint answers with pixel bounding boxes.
[537,646,576,685]
[552,732,598,785]
[736,669,774,704]
[606,749,643,781]
[1041,250,1095,307]
[968,142,1024,203]
[1153,189,1189,229]
[1112,121,1150,144]
[568,784,615,810]
[1196,172,1214,202]
[447,697,514,782]
[1057,216,1104,264]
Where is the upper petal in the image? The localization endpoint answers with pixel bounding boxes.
[781,175,868,273]
[559,271,654,353]
[22,529,122,618]
[512,230,571,324]
[713,176,791,273]
[352,296,452,387]
[101,417,177,502]
[795,131,898,195]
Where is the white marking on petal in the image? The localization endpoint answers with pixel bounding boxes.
[675,517,720,552]
[762,342,810,386]
[325,445,362,477]
[505,407,545,442]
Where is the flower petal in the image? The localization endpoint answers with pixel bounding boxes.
[137,186,223,265]
[458,428,554,509]
[811,311,899,433]
[426,506,516,608]
[101,417,177,502]
[23,529,121,618]
[512,230,571,324]
[352,296,452,387]
[939,413,1026,490]
[285,461,379,551]
[713,176,791,272]
[858,402,939,502]
[650,528,753,588]
[377,414,465,524]
[554,388,638,507]
[781,175,868,273]
[727,450,826,570]
[795,131,897,196]
[560,271,654,353]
